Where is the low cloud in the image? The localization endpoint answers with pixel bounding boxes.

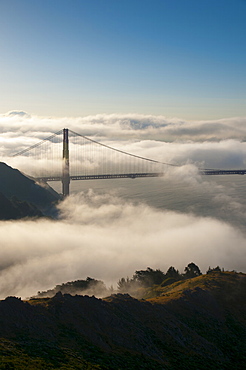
[1,112,246,142]
[0,191,245,299]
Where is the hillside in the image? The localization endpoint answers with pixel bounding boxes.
[0,271,245,369]
[0,162,61,217]
[0,192,43,219]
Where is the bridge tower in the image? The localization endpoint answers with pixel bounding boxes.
[62,128,70,197]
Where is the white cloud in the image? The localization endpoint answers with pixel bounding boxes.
[0,192,245,299]
[1,112,246,141]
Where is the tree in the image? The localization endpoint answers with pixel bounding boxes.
[206,266,222,274]
[133,267,165,287]
[166,266,181,279]
[183,262,202,278]
[117,277,133,292]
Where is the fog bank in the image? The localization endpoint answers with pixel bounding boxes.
[0,192,245,299]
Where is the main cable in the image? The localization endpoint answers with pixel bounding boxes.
[12,130,63,157]
[69,129,180,168]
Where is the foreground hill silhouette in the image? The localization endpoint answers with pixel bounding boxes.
[0,271,245,369]
[0,162,60,218]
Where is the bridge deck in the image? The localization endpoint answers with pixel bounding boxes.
[36,173,162,182]
[200,169,246,175]
[35,169,246,182]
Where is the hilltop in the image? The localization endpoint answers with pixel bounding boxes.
[0,162,61,218]
[0,271,245,369]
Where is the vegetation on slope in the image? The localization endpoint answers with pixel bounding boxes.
[117,262,203,298]
[33,263,204,300]
[0,270,245,369]
[35,277,109,298]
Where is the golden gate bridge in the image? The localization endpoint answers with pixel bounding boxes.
[11,128,246,197]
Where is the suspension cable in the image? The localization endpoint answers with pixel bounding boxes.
[12,130,63,157]
[69,129,180,167]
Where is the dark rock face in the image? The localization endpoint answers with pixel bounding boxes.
[0,162,61,218]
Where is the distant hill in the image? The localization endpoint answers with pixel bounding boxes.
[0,162,61,218]
[0,271,245,369]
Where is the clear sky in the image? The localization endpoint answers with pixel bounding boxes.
[0,0,245,119]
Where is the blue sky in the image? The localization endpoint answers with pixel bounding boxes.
[0,0,245,119]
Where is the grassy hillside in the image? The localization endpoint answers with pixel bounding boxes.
[145,270,246,303]
[0,271,245,369]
